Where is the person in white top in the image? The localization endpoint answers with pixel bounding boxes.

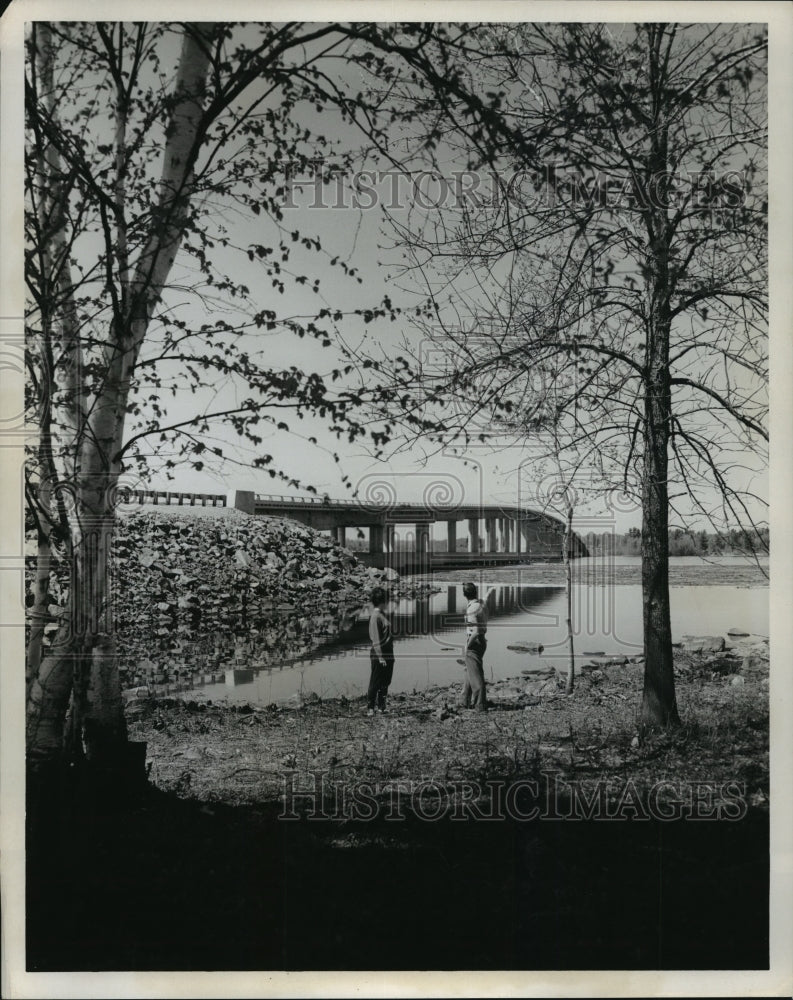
[460,581,488,712]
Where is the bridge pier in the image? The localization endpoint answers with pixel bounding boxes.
[502,518,513,553]
[235,490,256,515]
[486,517,497,553]
[415,522,431,573]
[468,518,480,554]
[369,524,384,554]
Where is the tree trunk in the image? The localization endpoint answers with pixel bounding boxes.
[27,479,121,762]
[639,292,680,729]
[27,505,54,695]
[85,634,127,760]
[26,646,79,766]
[639,437,679,729]
[564,505,575,694]
[638,263,680,726]
[638,33,680,731]
[70,482,125,756]
[26,24,217,771]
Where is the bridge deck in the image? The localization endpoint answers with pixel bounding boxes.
[233,489,584,568]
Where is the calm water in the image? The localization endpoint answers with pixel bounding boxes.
[187,558,768,705]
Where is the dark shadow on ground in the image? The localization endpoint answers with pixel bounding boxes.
[27,773,769,972]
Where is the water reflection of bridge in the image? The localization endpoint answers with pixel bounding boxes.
[235,491,587,571]
[223,583,562,681]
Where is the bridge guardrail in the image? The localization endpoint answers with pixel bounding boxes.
[120,488,227,507]
[254,493,356,506]
[251,493,526,512]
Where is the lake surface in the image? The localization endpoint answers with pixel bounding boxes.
[187,556,769,706]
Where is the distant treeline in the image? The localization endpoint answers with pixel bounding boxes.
[584,526,770,557]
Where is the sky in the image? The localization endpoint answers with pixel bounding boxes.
[117,23,613,526]
[27,19,771,535]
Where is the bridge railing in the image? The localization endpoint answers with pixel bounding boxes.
[252,493,480,510]
[119,488,227,507]
[254,493,359,506]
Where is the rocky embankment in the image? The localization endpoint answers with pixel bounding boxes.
[35,504,433,692]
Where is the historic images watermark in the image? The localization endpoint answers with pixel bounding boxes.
[282,161,750,218]
[278,770,749,823]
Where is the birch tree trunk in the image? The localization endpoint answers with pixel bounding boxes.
[27,23,218,769]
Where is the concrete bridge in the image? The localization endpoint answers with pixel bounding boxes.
[234,491,587,572]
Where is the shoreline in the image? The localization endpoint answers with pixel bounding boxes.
[128,634,769,811]
[419,557,769,588]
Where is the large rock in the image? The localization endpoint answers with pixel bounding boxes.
[264,551,283,570]
[679,635,726,654]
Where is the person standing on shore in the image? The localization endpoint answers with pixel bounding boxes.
[460,581,488,712]
[367,587,394,716]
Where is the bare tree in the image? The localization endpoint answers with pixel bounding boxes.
[352,23,768,729]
